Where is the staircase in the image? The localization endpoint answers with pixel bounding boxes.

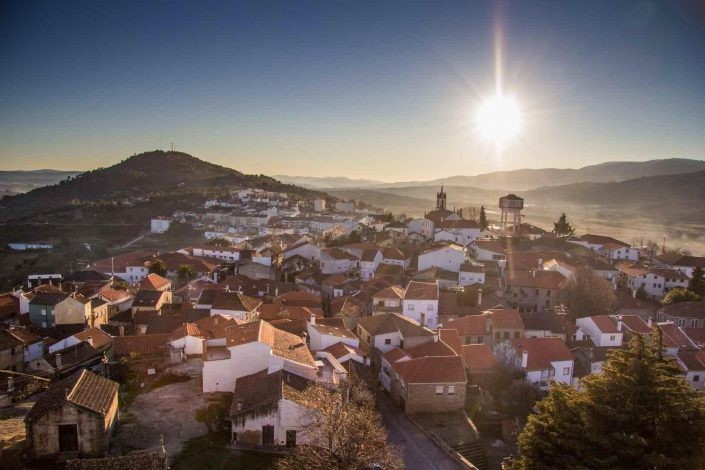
[453,440,488,470]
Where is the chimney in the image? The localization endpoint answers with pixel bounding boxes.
[7,375,14,392]
[632,289,637,299]
[119,325,125,336]
[310,312,316,326]
[532,269,536,278]
[214,315,219,325]
[647,318,653,327]
[617,318,623,332]
[521,350,528,368]
[477,288,483,307]
[537,257,543,268]
[56,353,62,368]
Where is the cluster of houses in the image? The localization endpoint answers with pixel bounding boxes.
[2,187,705,467]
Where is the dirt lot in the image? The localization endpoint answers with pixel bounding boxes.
[0,397,38,469]
[110,361,212,463]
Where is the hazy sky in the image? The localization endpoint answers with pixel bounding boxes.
[1,0,704,180]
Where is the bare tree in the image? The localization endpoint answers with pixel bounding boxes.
[279,378,402,470]
[565,268,617,318]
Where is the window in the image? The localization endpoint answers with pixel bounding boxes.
[534,289,539,296]
[694,375,701,383]
[546,290,551,296]
[503,332,509,340]
[435,385,444,395]
[563,367,570,376]
[610,335,615,341]
[447,385,456,394]
[384,338,391,345]
[514,332,520,338]
[59,424,79,452]
[427,304,434,311]
[408,304,415,311]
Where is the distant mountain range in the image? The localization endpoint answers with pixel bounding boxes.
[0,169,80,196]
[0,151,322,221]
[277,158,705,191]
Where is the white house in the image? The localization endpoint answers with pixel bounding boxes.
[283,240,321,262]
[359,249,383,281]
[676,351,705,390]
[371,286,405,312]
[192,246,242,262]
[306,316,359,351]
[335,201,355,213]
[616,263,690,299]
[468,239,506,265]
[381,247,410,270]
[567,234,638,261]
[356,313,436,355]
[150,218,172,234]
[418,243,467,273]
[458,263,485,286]
[576,316,623,347]
[653,253,705,279]
[432,219,481,246]
[210,291,262,321]
[202,320,319,393]
[230,369,318,448]
[320,248,359,274]
[510,337,575,389]
[313,198,326,212]
[402,281,439,328]
[170,323,211,355]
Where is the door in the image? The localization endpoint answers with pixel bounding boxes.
[262,425,274,446]
[285,430,297,448]
[59,424,79,452]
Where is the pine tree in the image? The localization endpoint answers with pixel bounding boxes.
[479,205,488,230]
[553,213,575,236]
[689,265,705,297]
[510,336,705,469]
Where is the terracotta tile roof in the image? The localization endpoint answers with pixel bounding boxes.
[615,262,650,277]
[139,273,171,291]
[44,341,101,370]
[435,219,481,229]
[473,239,505,254]
[403,281,438,301]
[26,369,118,421]
[383,247,407,260]
[489,308,524,330]
[322,247,358,260]
[658,302,705,319]
[511,337,574,372]
[461,344,498,372]
[618,315,652,334]
[112,334,171,355]
[357,313,435,337]
[382,347,409,364]
[132,290,167,308]
[683,328,705,349]
[231,369,313,418]
[310,321,357,339]
[405,339,457,358]
[580,234,630,248]
[74,327,113,350]
[5,327,41,345]
[459,262,484,273]
[273,291,321,308]
[421,242,466,255]
[98,288,132,303]
[677,351,705,371]
[655,253,705,267]
[392,355,466,384]
[438,329,463,355]
[445,314,491,337]
[259,304,323,321]
[194,314,244,338]
[360,248,381,262]
[657,322,699,350]
[0,329,24,350]
[373,286,405,300]
[29,290,70,306]
[589,315,620,334]
[90,251,153,273]
[212,291,262,312]
[321,341,365,360]
[506,270,568,290]
[146,314,186,334]
[330,296,362,318]
[225,320,317,368]
[322,274,350,287]
[170,322,211,341]
[375,264,404,276]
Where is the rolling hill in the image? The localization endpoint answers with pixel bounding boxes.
[0,150,323,221]
[280,158,705,190]
[0,169,80,196]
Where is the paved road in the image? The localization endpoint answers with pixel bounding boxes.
[377,392,462,470]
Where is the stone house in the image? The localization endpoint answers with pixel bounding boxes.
[25,369,119,459]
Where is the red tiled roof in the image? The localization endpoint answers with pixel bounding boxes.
[139,273,171,291]
[489,308,524,330]
[405,339,457,359]
[589,315,619,334]
[445,314,490,337]
[461,344,498,372]
[511,337,574,372]
[618,315,652,334]
[382,347,409,364]
[438,329,463,355]
[170,322,211,341]
[657,322,698,350]
[506,270,568,290]
[225,320,316,368]
[112,334,171,355]
[392,355,467,384]
[321,341,364,360]
[373,286,405,300]
[403,281,438,301]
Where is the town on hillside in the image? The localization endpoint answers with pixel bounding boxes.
[1,185,705,469]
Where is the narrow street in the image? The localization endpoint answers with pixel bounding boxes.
[377,392,462,470]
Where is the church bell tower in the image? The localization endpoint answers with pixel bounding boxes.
[436,185,447,210]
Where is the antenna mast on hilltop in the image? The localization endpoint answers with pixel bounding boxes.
[170,142,175,152]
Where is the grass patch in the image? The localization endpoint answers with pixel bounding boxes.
[172,433,281,470]
[150,372,190,390]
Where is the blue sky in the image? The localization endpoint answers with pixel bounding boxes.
[1,0,704,180]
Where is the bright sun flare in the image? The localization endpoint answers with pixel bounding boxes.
[475,94,522,145]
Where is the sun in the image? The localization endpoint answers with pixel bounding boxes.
[475,94,522,145]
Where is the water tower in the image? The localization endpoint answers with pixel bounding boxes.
[499,194,524,236]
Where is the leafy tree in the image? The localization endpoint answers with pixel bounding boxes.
[206,237,231,247]
[552,213,575,236]
[689,265,705,297]
[635,285,649,301]
[278,379,401,470]
[149,258,167,276]
[565,268,617,318]
[176,264,196,283]
[479,205,488,230]
[663,287,701,304]
[510,336,705,469]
